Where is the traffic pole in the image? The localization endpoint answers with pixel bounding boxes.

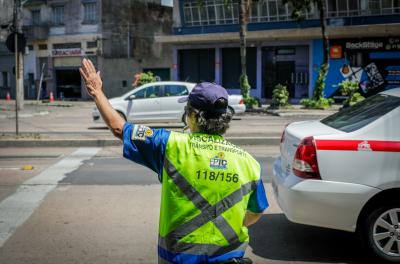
[14,0,19,136]
[16,0,24,111]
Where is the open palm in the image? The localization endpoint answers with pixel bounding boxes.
[79,58,103,98]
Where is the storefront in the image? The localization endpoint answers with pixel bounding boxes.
[175,42,311,101]
[262,45,309,99]
[52,47,84,99]
[322,37,400,97]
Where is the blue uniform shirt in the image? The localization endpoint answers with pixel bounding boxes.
[122,122,268,213]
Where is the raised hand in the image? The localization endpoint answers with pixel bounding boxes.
[79,58,103,98]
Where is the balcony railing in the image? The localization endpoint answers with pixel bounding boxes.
[23,23,49,41]
[182,0,400,27]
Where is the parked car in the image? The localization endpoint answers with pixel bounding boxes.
[272,88,400,263]
[92,81,246,124]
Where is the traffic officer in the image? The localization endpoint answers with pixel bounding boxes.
[80,58,268,264]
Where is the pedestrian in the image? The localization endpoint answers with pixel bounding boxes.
[132,73,141,88]
[79,58,268,264]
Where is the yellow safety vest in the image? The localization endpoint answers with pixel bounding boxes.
[158,131,261,263]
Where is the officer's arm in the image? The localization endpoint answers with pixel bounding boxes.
[80,58,125,139]
[244,211,263,227]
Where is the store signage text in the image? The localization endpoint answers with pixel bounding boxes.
[52,48,82,57]
[346,41,383,50]
[344,38,400,51]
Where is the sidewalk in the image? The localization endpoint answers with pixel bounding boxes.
[0,100,337,147]
[254,104,341,117]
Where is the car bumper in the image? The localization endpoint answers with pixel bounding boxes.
[272,157,380,232]
[231,104,246,114]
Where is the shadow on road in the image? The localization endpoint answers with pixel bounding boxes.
[249,214,367,264]
[88,126,108,130]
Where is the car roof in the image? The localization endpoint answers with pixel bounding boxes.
[142,81,196,86]
[380,87,400,97]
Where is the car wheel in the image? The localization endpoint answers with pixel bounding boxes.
[361,205,400,263]
[182,113,187,126]
[117,111,127,122]
[228,106,235,115]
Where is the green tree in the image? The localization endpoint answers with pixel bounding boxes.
[271,84,290,108]
[136,72,156,86]
[238,0,252,99]
[198,0,252,100]
[283,0,329,100]
[339,80,365,108]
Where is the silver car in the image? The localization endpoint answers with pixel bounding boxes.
[93,81,246,124]
[273,88,400,263]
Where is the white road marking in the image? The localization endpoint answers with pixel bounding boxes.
[0,148,100,248]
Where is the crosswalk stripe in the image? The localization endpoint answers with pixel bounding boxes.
[0,148,100,248]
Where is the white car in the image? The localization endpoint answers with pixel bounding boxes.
[272,88,400,263]
[92,81,246,124]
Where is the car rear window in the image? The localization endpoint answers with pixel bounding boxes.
[321,94,400,132]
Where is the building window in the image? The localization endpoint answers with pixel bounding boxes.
[87,41,97,48]
[53,43,81,49]
[52,5,64,25]
[369,0,382,14]
[1,72,9,89]
[183,0,239,26]
[38,44,47,50]
[32,10,41,25]
[83,2,97,24]
[276,47,295,55]
[181,0,399,27]
[182,0,299,26]
[382,0,400,13]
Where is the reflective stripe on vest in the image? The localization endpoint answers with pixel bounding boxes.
[159,132,260,258]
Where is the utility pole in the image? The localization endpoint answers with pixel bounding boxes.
[127,22,130,58]
[14,0,24,112]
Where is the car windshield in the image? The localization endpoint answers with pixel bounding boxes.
[321,94,400,132]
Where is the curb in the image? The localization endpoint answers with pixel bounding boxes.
[0,137,281,148]
[265,109,337,117]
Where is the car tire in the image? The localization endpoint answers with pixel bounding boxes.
[117,111,127,122]
[228,106,235,115]
[360,204,400,263]
[182,113,187,126]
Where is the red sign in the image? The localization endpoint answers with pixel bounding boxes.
[330,45,342,59]
[52,48,82,57]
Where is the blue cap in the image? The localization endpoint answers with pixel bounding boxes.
[178,82,229,114]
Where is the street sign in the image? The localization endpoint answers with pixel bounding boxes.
[5,32,26,53]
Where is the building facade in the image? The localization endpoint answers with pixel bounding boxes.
[0,0,173,100]
[0,0,16,100]
[157,0,400,101]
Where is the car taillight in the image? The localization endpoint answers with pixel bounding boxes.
[239,99,244,105]
[292,136,321,179]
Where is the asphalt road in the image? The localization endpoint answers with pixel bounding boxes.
[0,146,367,264]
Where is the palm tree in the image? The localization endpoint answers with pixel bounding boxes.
[283,0,329,100]
[198,0,253,100]
[238,0,252,100]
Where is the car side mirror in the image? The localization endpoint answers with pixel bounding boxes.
[127,94,136,100]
